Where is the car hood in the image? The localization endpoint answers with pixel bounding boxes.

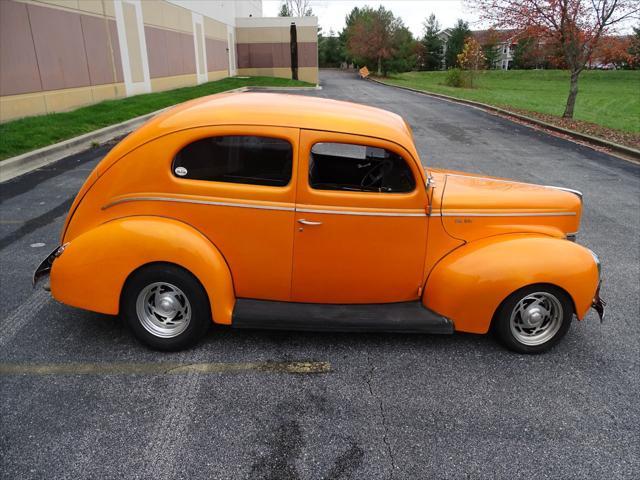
[430,170,582,242]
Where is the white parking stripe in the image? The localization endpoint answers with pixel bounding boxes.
[0,288,51,348]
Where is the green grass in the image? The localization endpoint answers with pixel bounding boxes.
[383,70,640,133]
[0,76,313,160]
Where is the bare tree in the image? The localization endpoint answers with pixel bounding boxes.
[470,0,639,118]
[278,0,313,17]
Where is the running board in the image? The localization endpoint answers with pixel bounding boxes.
[232,300,454,334]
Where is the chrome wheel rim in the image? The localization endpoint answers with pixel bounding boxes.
[136,282,191,338]
[509,292,563,346]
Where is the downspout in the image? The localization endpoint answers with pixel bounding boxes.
[290,22,298,80]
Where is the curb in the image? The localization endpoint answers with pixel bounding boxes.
[367,77,640,162]
[0,108,165,183]
[0,85,320,183]
[246,85,322,91]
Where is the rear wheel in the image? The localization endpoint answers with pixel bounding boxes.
[122,264,210,350]
[494,285,573,354]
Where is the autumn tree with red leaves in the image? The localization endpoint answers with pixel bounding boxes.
[344,6,415,75]
[592,35,633,67]
[470,0,639,118]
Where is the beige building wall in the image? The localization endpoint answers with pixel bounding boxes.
[1,1,317,124]
[236,17,318,85]
[0,0,126,122]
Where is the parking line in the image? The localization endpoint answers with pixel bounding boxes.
[0,361,331,376]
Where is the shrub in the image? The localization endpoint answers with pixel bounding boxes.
[444,68,466,88]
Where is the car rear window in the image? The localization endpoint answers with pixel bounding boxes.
[309,142,415,193]
[172,136,293,187]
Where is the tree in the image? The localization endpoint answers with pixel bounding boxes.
[512,36,548,69]
[278,3,291,16]
[471,0,639,118]
[278,0,312,17]
[592,35,633,68]
[480,29,501,69]
[445,20,471,68]
[385,24,418,73]
[628,26,640,68]
[457,36,486,86]
[420,14,444,70]
[318,30,343,68]
[344,6,414,76]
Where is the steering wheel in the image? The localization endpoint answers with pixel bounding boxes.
[361,160,393,189]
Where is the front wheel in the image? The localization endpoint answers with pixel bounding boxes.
[494,285,573,354]
[121,264,211,351]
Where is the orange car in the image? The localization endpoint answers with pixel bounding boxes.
[34,93,605,353]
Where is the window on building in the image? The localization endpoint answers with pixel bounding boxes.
[172,136,292,186]
[503,45,507,54]
[309,142,415,193]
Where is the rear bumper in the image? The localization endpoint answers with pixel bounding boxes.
[592,285,606,322]
[32,244,65,288]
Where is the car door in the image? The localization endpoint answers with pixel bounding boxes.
[150,125,299,302]
[291,130,429,304]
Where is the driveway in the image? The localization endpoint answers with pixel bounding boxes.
[1,69,638,479]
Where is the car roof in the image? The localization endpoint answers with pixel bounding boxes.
[102,93,415,171]
[164,92,411,138]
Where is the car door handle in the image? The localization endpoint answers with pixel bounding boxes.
[298,219,322,226]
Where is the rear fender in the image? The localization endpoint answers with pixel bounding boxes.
[422,234,599,334]
[50,216,235,324]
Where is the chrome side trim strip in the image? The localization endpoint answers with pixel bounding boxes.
[103,196,576,218]
[440,211,576,217]
[102,196,295,212]
[544,185,583,201]
[296,207,426,217]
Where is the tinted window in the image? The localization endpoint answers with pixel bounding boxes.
[309,142,415,193]
[173,136,292,187]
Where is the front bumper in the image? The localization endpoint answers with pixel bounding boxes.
[32,244,65,288]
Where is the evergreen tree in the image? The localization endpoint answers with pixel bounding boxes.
[445,20,471,68]
[318,30,343,68]
[421,14,443,70]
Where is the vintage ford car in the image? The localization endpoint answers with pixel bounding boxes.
[34,93,605,353]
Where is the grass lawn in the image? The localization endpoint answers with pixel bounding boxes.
[0,76,313,160]
[383,70,640,134]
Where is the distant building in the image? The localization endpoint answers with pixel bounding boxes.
[0,0,318,122]
[472,30,519,70]
[437,28,518,70]
[437,29,453,69]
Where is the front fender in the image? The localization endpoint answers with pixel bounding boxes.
[423,234,599,334]
[51,216,235,324]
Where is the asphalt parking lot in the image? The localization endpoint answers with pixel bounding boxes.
[1,69,639,479]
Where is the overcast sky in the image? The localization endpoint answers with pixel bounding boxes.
[262,1,483,37]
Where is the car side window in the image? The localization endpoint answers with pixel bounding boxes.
[172,135,292,187]
[309,142,415,193]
